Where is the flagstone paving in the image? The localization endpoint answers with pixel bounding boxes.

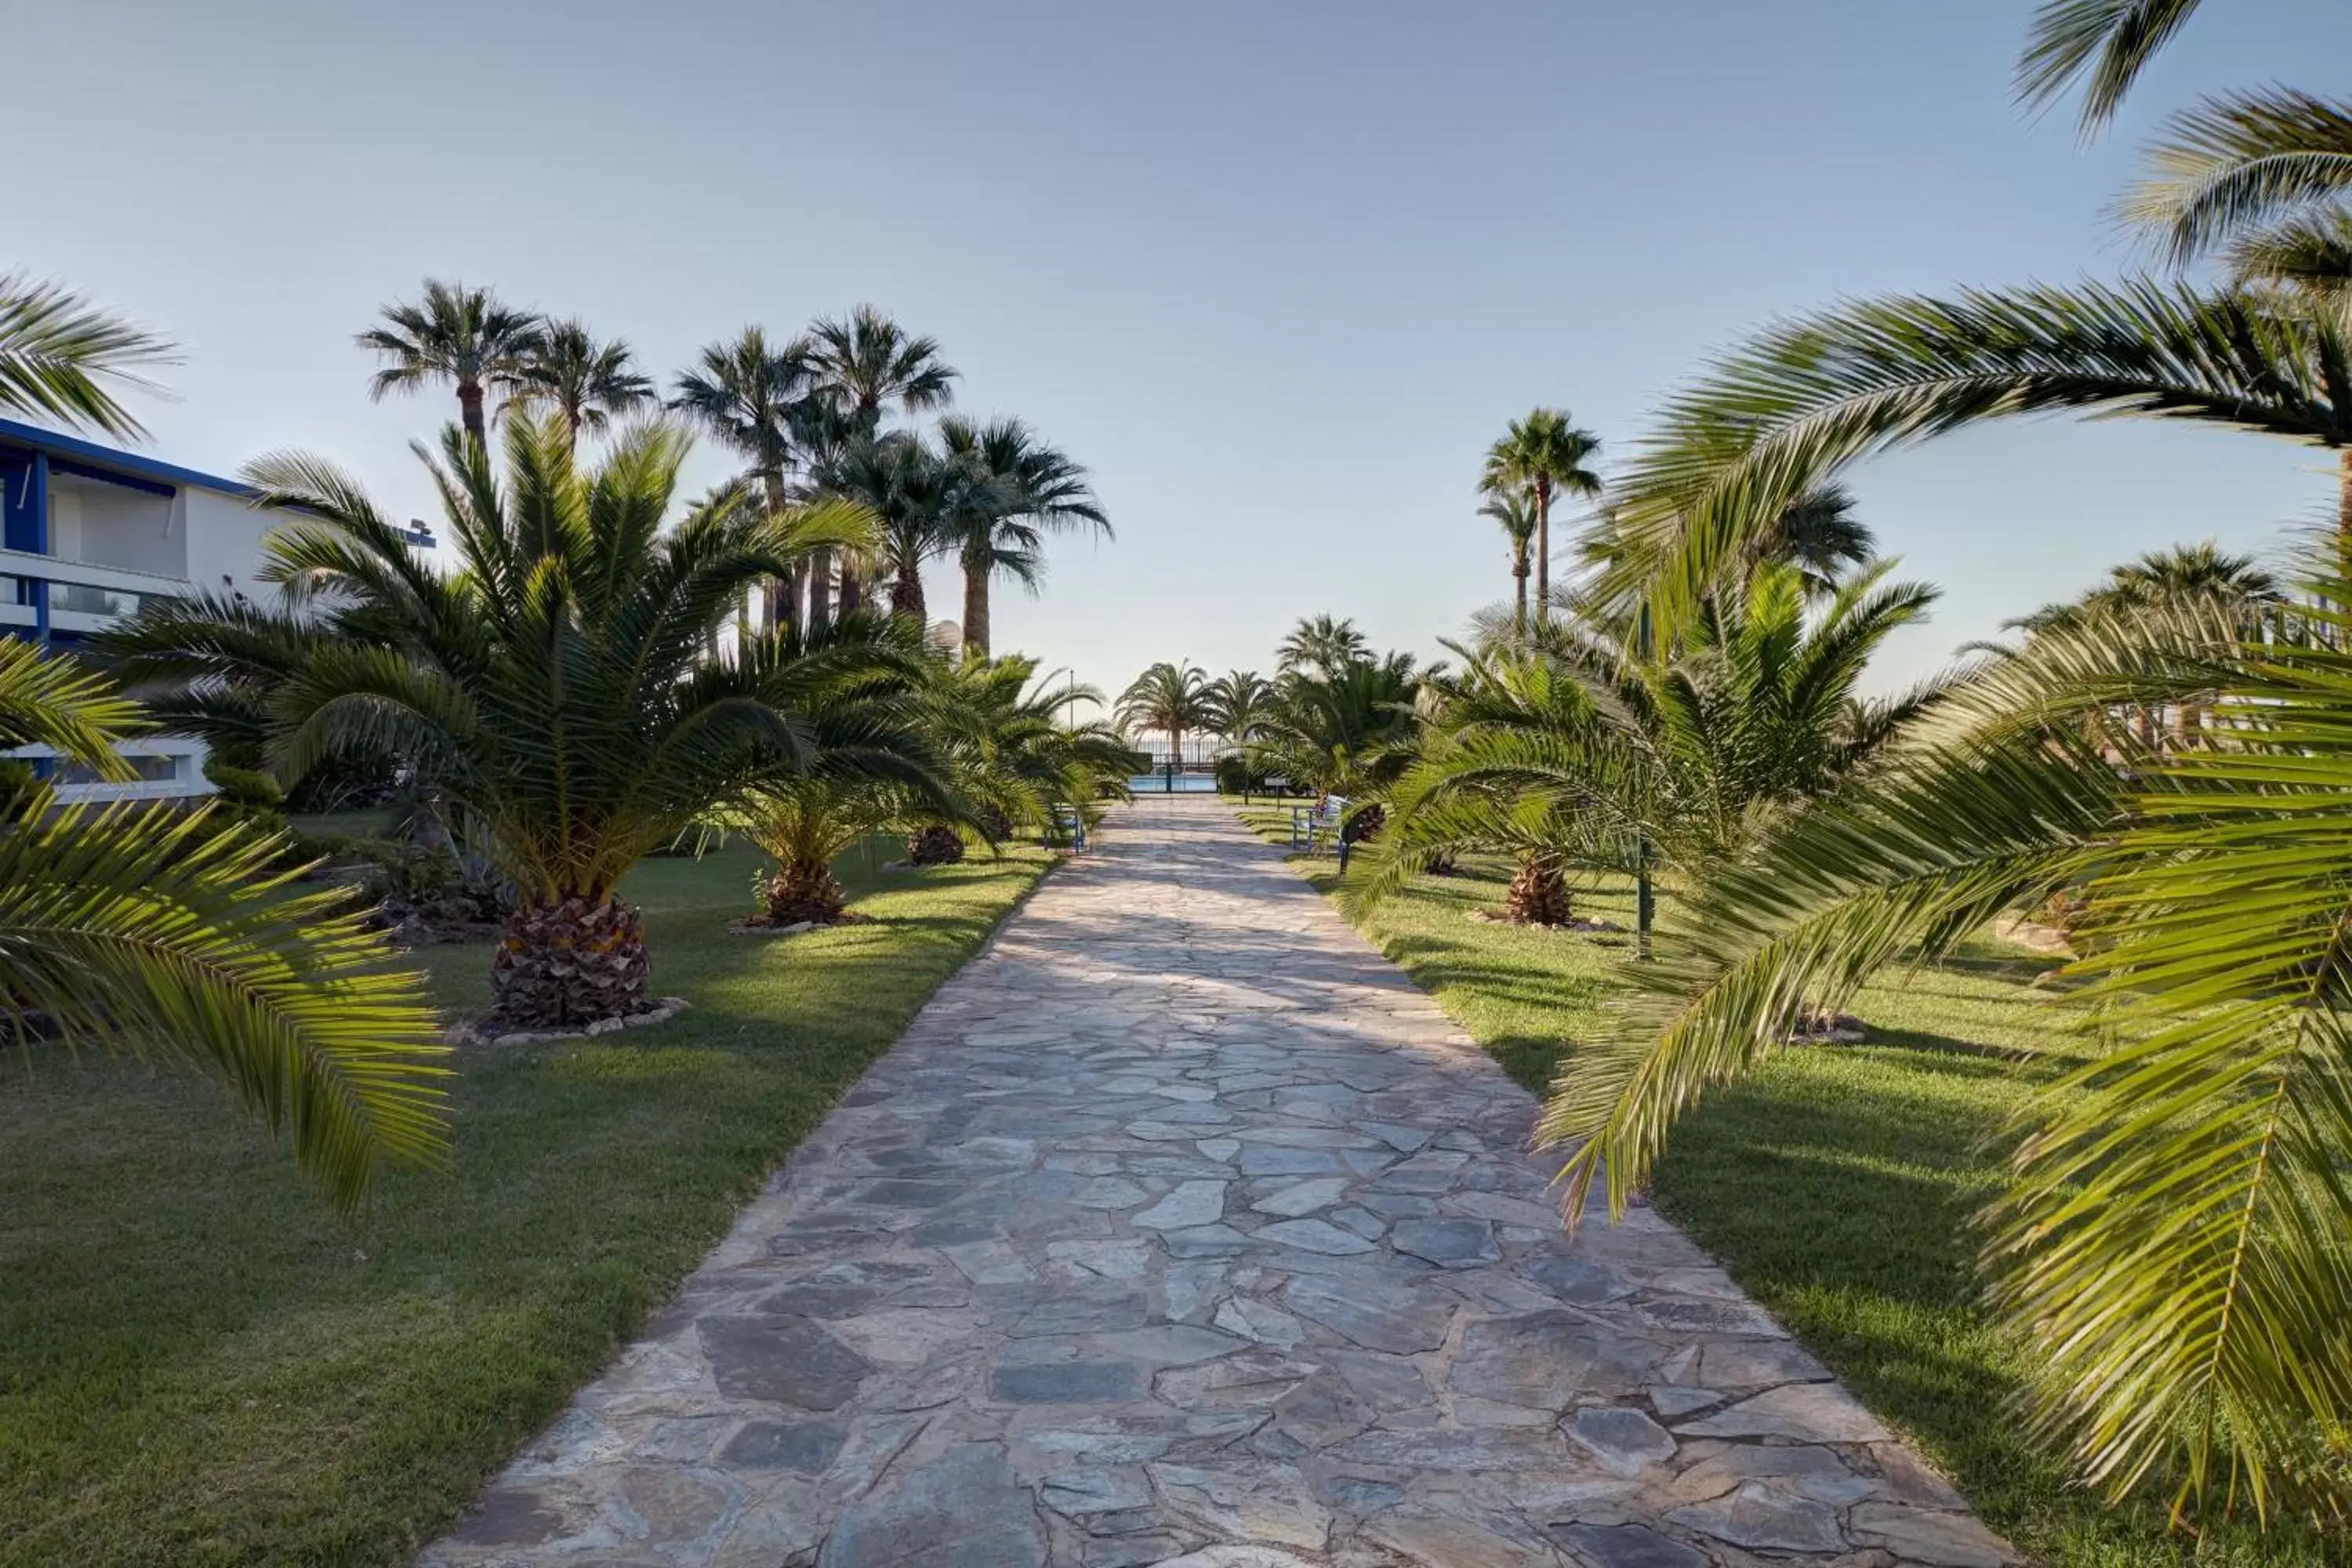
[424,797,2015,1568]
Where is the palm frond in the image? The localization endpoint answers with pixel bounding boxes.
[0,274,176,439]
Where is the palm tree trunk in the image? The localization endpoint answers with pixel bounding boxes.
[962,561,992,659]
[764,859,847,925]
[1534,476,1552,626]
[492,894,650,1026]
[459,380,487,446]
[892,559,927,622]
[2339,448,2352,577]
[760,468,796,637]
[1512,555,1530,637]
[1635,837,1655,960]
[808,548,834,633]
[839,561,863,617]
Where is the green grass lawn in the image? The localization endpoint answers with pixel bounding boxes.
[0,837,1051,1568]
[1229,802,2345,1568]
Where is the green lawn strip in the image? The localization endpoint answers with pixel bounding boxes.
[1241,812,2343,1568]
[0,838,1052,1568]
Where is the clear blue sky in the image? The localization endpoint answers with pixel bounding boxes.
[12,0,2352,699]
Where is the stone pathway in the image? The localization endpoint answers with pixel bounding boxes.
[424,798,2015,1568]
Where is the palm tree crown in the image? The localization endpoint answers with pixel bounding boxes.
[506,318,653,443]
[358,279,543,444]
[1116,661,1215,770]
[1276,614,1371,680]
[805,305,958,431]
[936,415,1109,659]
[1479,410,1603,628]
[0,274,175,439]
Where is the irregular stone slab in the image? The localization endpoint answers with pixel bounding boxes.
[1039,1465,1153,1518]
[1675,1380,1893,1443]
[1134,1180,1229,1230]
[1251,1218,1377,1255]
[1849,1502,2016,1566]
[1285,1273,1454,1353]
[1148,1462,1333,1552]
[988,1362,1141,1403]
[1549,1523,1711,1568]
[1450,1311,1657,1408]
[1666,1479,1844,1554]
[699,1316,873,1410]
[1564,1406,1677,1475]
[1250,1176,1351,1217]
[818,1443,1046,1567]
[1390,1217,1500,1267]
[717,1418,848,1474]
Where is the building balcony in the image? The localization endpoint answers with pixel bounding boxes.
[0,547,193,636]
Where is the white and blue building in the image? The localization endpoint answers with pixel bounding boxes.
[1,416,430,800]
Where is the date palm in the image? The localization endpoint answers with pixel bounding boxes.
[936,415,1110,659]
[924,654,1138,848]
[0,273,175,439]
[358,279,543,445]
[112,414,873,1029]
[1205,669,1276,746]
[2016,0,2208,135]
[1116,660,1215,775]
[505,318,652,445]
[1,638,446,1212]
[1251,651,1424,818]
[1479,410,1603,626]
[1359,564,1941,944]
[670,328,816,630]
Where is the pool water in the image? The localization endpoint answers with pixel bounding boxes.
[1127,774,1220,793]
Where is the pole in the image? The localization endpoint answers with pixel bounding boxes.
[1635,836,1654,960]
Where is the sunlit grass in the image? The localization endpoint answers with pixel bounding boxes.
[0,838,1051,1568]
[1231,804,2350,1568]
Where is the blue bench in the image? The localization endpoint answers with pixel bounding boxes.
[1289,794,1352,866]
[1046,806,1088,851]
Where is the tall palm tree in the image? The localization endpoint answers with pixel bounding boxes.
[936,416,1110,659]
[1116,661,1215,775]
[1276,614,1370,679]
[830,432,951,624]
[110,415,874,1029]
[358,279,543,445]
[1480,492,1539,635]
[1479,410,1603,626]
[0,274,175,439]
[1,637,446,1212]
[805,307,958,626]
[670,328,816,631]
[505,318,652,446]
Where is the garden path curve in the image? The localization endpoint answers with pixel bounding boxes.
[424,797,2014,1568]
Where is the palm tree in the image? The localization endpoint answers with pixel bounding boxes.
[1276,614,1370,679]
[830,433,951,623]
[805,307,958,626]
[358,279,543,445]
[1480,492,1539,634]
[2016,0,2209,135]
[1363,564,1941,942]
[1,638,446,1212]
[111,415,873,1028]
[923,655,1139,848]
[1479,410,1603,626]
[0,274,175,439]
[935,416,1110,659]
[1205,669,1276,746]
[1116,661,1215,777]
[1608,281,2352,627]
[735,618,958,924]
[670,328,816,631]
[1250,651,1425,834]
[505,318,652,446]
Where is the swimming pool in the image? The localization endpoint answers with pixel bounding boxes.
[1126,773,1220,793]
